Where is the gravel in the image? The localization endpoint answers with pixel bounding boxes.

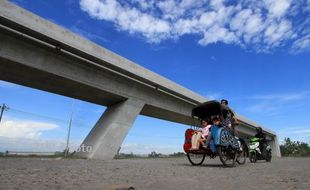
[0,157,309,190]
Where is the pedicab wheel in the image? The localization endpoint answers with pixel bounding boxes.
[236,142,246,165]
[186,152,206,166]
[249,152,257,163]
[217,146,237,167]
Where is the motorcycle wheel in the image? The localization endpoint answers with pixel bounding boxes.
[236,141,246,165]
[187,152,206,166]
[217,146,236,167]
[265,151,272,162]
[249,152,257,163]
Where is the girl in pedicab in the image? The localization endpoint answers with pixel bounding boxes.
[190,118,212,150]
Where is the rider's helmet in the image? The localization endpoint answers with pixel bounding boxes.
[256,127,263,134]
[221,99,228,105]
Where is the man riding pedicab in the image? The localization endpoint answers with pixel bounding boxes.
[220,99,239,135]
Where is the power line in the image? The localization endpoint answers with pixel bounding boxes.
[8,107,92,128]
[9,108,68,123]
[3,106,185,139]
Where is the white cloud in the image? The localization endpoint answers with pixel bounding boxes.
[198,25,237,45]
[158,0,179,20]
[246,91,310,115]
[0,119,84,152]
[210,0,225,9]
[80,0,171,43]
[291,34,310,53]
[70,26,108,43]
[0,119,59,139]
[204,92,222,100]
[244,13,263,35]
[230,9,251,29]
[247,101,279,115]
[210,56,217,61]
[132,0,156,11]
[264,0,292,18]
[276,126,310,143]
[0,136,81,152]
[264,20,293,47]
[291,129,310,134]
[173,18,199,36]
[251,91,310,102]
[79,0,310,53]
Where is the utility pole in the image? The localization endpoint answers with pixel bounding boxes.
[0,104,9,123]
[65,111,73,158]
[65,101,74,158]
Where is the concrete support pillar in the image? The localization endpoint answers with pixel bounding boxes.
[76,98,144,160]
[271,135,281,157]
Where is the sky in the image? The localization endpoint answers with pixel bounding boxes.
[0,0,310,154]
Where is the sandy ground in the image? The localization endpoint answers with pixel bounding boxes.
[0,157,309,190]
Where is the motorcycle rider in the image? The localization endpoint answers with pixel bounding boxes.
[255,127,266,154]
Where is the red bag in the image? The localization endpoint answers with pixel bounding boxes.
[183,129,195,153]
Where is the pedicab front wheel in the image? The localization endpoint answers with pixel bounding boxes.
[187,152,206,166]
[217,146,237,167]
[236,141,247,165]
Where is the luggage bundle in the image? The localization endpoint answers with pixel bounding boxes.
[183,129,195,153]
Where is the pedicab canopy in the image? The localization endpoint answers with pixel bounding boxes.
[192,100,275,139]
[191,100,224,120]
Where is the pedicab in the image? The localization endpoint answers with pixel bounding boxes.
[183,100,247,167]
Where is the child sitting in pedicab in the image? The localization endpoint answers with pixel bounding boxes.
[190,118,212,150]
[205,116,221,153]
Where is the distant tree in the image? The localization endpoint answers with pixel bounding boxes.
[114,152,140,159]
[148,151,160,158]
[169,152,185,157]
[280,138,310,157]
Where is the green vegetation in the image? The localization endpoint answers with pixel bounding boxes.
[0,150,87,159]
[114,152,145,159]
[114,152,186,159]
[168,152,186,158]
[280,138,310,157]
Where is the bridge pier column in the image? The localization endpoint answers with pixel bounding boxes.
[76,98,144,160]
[271,136,281,157]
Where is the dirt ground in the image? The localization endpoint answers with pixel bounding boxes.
[0,157,309,190]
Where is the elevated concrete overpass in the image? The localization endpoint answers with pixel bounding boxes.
[0,1,280,159]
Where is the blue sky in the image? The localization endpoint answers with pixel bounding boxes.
[0,0,310,153]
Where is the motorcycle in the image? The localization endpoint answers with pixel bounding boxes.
[248,137,272,162]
